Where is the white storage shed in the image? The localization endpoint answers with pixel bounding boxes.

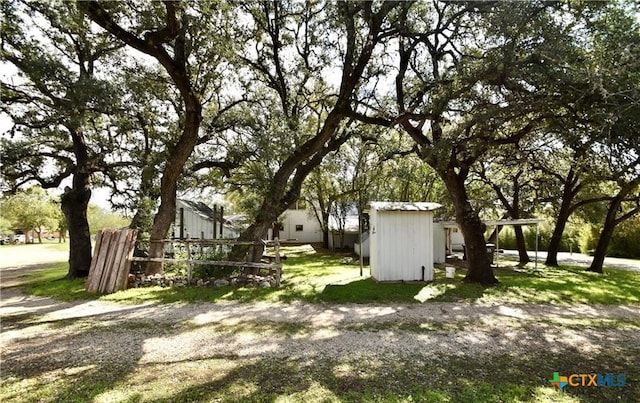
[368,202,441,282]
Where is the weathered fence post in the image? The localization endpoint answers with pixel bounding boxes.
[274,237,281,287]
[186,239,193,283]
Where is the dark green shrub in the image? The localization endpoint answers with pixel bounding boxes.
[192,246,240,279]
[608,216,640,258]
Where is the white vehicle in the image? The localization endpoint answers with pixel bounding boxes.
[14,234,25,243]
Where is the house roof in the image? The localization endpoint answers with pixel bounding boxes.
[368,202,442,212]
[177,199,222,221]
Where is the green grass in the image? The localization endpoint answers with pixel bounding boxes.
[421,263,640,305]
[17,263,95,301]
[11,244,640,305]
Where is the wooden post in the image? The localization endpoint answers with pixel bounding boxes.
[179,208,185,240]
[86,230,103,291]
[495,225,500,268]
[213,205,217,239]
[358,211,363,277]
[274,237,281,287]
[186,240,193,283]
[535,222,539,271]
[220,206,224,238]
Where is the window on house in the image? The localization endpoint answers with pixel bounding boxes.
[295,225,304,232]
[279,224,284,231]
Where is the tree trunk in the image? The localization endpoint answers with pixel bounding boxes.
[488,224,529,263]
[486,215,507,243]
[62,123,93,279]
[82,2,204,276]
[146,105,201,274]
[513,226,530,263]
[61,184,92,278]
[442,170,498,285]
[323,227,329,249]
[546,179,576,266]
[232,199,281,273]
[587,218,616,274]
[239,221,270,269]
[321,210,330,249]
[587,196,623,274]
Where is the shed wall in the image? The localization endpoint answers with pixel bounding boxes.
[433,223,446,264]
[370,209,434,281]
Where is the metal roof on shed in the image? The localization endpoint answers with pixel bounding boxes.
[368,202,442,211]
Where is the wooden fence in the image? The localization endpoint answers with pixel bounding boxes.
[129,238,283,286]
[86,228,138,293]
[87,231,283,294]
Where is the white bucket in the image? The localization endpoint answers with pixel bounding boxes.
[445,266,455,279]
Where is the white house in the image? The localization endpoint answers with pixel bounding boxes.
[173,200,239,239]
[432,221,465,263]
[328,213,361,249]
[434,218,544,265]
[368,201,441,282]
[277,208,323,243]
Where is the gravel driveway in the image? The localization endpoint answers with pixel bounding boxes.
[1,260,639,401]
[2,285,640,369]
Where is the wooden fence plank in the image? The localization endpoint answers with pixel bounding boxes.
[127,257,281,268]
[87,230,112,293]
[113,229,138,292]
[127,237,282,287]
[98,230,118,293]
[86,228,139,294]
[86,230,103,290]
[274,237,281,287]
[104,230,128,293]
[148,239,278,246]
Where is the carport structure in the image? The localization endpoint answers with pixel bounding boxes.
[439,218,545,269]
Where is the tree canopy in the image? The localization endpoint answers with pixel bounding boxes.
[2,0,639,281]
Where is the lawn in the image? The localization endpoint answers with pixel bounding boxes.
[2,244,639,402]
[15,244,640,306]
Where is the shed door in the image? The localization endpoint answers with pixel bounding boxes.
[378,211,432,281]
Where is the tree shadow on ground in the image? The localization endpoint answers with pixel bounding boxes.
[3,287,639,402]
[149,346,639,403]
